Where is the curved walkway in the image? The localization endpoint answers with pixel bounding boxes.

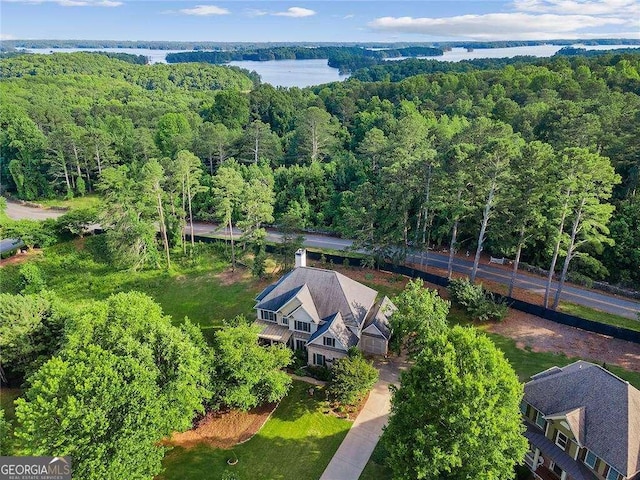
[319,357,407,480]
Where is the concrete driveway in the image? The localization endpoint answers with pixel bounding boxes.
[319,357,408,480]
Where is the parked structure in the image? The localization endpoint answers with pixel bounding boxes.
[522,361,640,480]
[254,249,395,365]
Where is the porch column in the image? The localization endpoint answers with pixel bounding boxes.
[532,449,540,469]
[560,471,567,480]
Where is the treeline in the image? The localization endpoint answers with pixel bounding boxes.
[1,52,639,289]
[350,49,640,82]
[166,45,444,73]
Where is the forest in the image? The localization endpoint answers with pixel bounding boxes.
[1,51,639,291]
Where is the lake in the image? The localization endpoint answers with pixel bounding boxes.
[18,44,635,88]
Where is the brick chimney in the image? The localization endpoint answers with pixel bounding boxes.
[295,248,306,268]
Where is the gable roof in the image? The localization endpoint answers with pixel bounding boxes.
[255,266,378,328]
[524,361,640,477]
[308,312,359,349]
[363,296,395,339]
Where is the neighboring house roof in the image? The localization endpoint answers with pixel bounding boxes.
[308,312,359,350]
[524,424,598,480]
[255,266,378,328]
[524,361,640,478]
[0,238,24,255]
[363,296,395,339]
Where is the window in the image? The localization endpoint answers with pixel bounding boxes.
[295,340,306,351]
[606,467,622,480]
[555,431,568,450]
[535,411,546,430]
[260,310,275,322]
[519,401,528,416]
[551,463,563,476]
[313,353,325,366]
[282,316,289,326]
[584,450,597,469]
[323,337,336,347]
[294,321,311,332]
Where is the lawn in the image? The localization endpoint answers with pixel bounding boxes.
[559,302,640,332]
[159,381,351,480]
[35,194,102,211]
[0,238,262,331]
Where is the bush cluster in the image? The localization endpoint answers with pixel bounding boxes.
[448,278,508,322]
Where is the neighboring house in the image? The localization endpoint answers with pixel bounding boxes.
[522,361,640,480]
[254,249,395,366]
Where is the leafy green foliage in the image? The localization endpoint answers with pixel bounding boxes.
[390,279,450,356]
[448,278,508,322]
[382,326,528,480]
[0,292,68,378]
[211,320,292,411]
[18,263,46,294]
[55,207,99,238]
[15,346,168,480]
[328,350,378,406]
[10,292,213,479]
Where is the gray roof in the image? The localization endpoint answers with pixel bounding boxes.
[524,361,640,477]
[524,424,598,480]
[308,312,359,349]
[255,266,378,328]
[363,296,395,339]
[0,238,24,255]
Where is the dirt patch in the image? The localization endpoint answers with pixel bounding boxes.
[216,267,252,286]
[488,310,640,373]
[164,402,277,449]
[0,250,42,268]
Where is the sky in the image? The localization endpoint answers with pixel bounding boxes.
[0,0,638,42]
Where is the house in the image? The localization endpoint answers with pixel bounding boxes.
[521,361,640,480]
[253,249,395,366]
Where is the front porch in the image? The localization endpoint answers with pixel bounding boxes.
[255,320,293,346]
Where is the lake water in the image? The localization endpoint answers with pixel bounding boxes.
[18,44,636,88]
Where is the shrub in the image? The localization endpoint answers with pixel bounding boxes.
[328,352,379,406]
[19,263,46,294]
[448,278,508,322]
[307,365,332,382]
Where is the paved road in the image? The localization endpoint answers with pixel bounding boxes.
[319,357,406,480]
[7,199,640,319]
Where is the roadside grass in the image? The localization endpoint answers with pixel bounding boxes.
[159,381,351,480]
[559,302,640,332]
[0,239,261,331]
[35,194,102,211]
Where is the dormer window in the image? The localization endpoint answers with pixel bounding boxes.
[260,310,276,322]
[584,450,597,469]
[323,337,335,347]
[555,431,568,450]
[534,411,546,430]
[606,467,622,480]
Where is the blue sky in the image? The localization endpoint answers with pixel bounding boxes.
[1,0,638,42]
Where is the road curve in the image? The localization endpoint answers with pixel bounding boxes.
[6,199,640,320]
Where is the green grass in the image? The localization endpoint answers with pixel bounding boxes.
[0,239,261,331]
[159,381,351,480]
[559,302,640,332]
[36,194,102,211]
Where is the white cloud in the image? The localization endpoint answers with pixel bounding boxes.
[273,7,316,18]
[513,0,639,16]
[179,4,229,16]
[368,13,629,40]
[343,14,355,19]
[2,0,121,5]
[0,33,16,40]
[245,8,268,17]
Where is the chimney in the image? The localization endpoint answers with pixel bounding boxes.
[295,248,306,268]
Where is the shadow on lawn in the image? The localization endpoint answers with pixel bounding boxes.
[160,429,350,480]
